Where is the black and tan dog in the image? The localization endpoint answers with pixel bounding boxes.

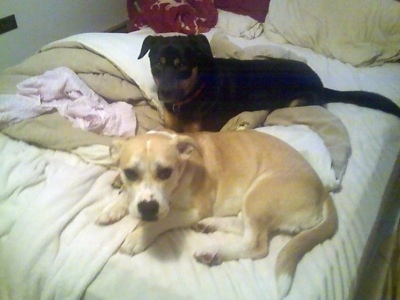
[138,35,400,132]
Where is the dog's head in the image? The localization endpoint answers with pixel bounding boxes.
[138,35,213,104]
[111,131,197,221]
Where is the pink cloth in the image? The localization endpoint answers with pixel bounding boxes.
[0,67,137,137]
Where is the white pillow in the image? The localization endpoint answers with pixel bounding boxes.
[264,0,400,66]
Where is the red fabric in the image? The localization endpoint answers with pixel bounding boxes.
[214,0,270,22]
[127,0,218,34]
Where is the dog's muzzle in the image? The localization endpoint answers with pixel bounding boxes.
[138,200,159,221]
[158,87,184,104]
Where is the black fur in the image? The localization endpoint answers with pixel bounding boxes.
[139,35,400,131]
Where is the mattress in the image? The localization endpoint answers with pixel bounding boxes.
[1,11,400,300]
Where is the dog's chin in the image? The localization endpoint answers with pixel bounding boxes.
[129,204,170,222]
[157,91,185,105]
[130,210,160,222]
[159,96,182,105]
[140,215,159,222]
[139,209,169,222]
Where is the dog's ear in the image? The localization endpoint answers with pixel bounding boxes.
[138,36,160,59]
[188,34,213,59]
[110,139,125,164]
[173,135,197,160]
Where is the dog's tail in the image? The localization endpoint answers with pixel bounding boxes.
[275,194,337,299]
[323,88,400,118]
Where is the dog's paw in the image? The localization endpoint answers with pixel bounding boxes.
[96,206,127,226]
[236,121,251,131]
[221,110,269,131]
[194,250,222,266]
[192,221,217,233]
[119,230,149,256]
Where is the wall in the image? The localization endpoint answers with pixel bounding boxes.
[0,0,128,71]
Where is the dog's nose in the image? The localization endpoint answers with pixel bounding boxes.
[138,200,159,221]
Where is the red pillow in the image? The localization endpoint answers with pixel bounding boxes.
[214,0,270,22]
[127,0,218,34]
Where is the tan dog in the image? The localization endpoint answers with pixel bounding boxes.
[97,130,337,298]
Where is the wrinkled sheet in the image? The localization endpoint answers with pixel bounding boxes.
[0,134,138,300]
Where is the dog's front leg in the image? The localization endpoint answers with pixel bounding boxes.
[119,209,200,256]
[96,192,129,225]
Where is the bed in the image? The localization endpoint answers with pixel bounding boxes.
[1,0,400,299]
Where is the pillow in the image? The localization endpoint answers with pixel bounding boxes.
[128,0,218,34]
[264,0,400,66]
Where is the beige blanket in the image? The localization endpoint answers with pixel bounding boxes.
[0,44,163,149]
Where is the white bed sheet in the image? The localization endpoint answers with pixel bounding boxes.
[1,29,400,300]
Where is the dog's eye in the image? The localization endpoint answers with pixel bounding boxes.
[158,57,166,65]
[157,167,173,180]
[124,168,139,181]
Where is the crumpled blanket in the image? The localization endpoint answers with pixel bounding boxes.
[210,31,306,62]
[0,67,137,137]
[222,106,351,188]
[128,0,218,34]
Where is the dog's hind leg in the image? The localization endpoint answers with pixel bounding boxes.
[194,176,278,266]
[194,202,270,265]
[192,216,244,235]
[194,215,269,265]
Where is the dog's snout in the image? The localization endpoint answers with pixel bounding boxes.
[159,88,174,99]
[138,200,159,221]
[157,85,183,103]
[158,88,179,102]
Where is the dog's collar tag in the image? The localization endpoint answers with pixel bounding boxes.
[172,103,181,114]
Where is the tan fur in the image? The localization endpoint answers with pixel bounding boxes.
[179,67,198,96]
[163,108,202,132]
[97,130,337,298]
[162,67,203,132]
